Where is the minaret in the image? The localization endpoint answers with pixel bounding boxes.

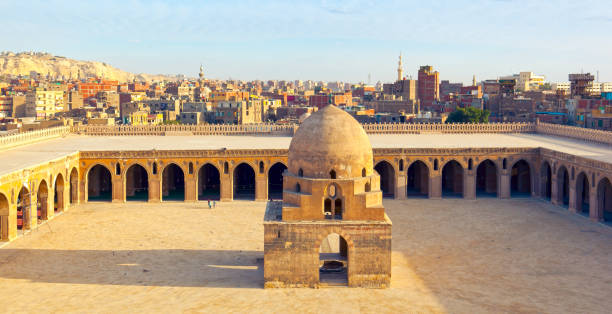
[199,64,205,83]
[473,75,477,86]
[397,52,403,81]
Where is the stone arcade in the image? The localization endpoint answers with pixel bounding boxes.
[263,106,392,288]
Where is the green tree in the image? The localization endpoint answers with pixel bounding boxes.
[445,107,490,123]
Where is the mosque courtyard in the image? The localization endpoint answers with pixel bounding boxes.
[0,198,611,313]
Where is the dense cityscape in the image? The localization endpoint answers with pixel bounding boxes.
[1,51,611,134]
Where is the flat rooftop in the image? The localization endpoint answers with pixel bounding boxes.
[0,199,611,312]
[0,133,611,176]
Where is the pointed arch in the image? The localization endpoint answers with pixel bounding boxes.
[233,163,255,200]
[268,162,287,200]
[37,179,49,222]
[476,159,497,197]
[575,172,590,216]
[87,164,112,202]
[198,163,221,201]
[540,161,552,200]
[54,173,65,213]
[442,160,464,198]
[375,160,395,198]
[407,160,429,198]
[511,160,532,197]
[162,163,185,201]
[125,163,149,201]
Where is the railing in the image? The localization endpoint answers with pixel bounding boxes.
[362,122,535,134]
[0,126,71,151]
[536,122,612,145]
[73,122,538,136]
[71,123,297,136]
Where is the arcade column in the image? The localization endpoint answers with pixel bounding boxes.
[464,172,476,200]
[148,175,161,203]
[395,172,406,200]
[429,173,441,199]
[499,172,510,199]
[220,173,232,202]
[256,174,267,201]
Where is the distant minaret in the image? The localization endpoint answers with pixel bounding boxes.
[397,52,403,81]
[472,75,477,86]
[199,64,205,83]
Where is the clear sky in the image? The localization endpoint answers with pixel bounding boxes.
[2,0,611,84]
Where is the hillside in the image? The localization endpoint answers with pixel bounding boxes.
[0,51,177,82]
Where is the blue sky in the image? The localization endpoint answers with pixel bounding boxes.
[1,0,611,83]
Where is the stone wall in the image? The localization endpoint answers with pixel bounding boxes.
[0,126,71,151]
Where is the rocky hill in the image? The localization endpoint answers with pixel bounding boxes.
[0,51,177,82]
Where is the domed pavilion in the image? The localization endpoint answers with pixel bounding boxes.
[264,105,392,288]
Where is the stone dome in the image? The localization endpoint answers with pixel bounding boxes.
[288,105,373,179]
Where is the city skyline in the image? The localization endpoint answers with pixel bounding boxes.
[1,0,611,83]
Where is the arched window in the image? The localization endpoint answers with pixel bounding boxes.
[223,162,229,174]
[399,160,404,171]
[434,159,439,171]
[259,161,264,174]
[468,159,473,170]
[298,168,304,177]
[115,163,121,175]
[152,162,157,175]
[362,168,366,177]
[296,183,301,193]
[571,167,575,180]
[330,170,336,179]
[502,158,507,170]
[334,199,343,219]
[365,182,371,192]
[188,162,194,174]
[324,198,332,219]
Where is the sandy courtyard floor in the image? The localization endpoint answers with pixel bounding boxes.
[0,198,611,313]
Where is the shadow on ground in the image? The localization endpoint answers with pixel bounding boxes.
[0,249,263,288]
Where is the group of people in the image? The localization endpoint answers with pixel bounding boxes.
[207,199,217,209]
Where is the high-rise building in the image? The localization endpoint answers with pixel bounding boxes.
[569,73,595,98]
[417,65,439,108]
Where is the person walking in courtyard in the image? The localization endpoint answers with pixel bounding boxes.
[207,199,211,209]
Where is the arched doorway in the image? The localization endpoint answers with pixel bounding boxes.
[17,187,31,232]
[126,164,149,201]
[374,161,395,198]
[541,162,552,200]
[319,233,348,286]
[407,161,429,198]
[511,160,531,197]
[54,174,64,213]
[88,165,112,202]
[597,178,612,223]
[198,163,221,201]
[0,193,8,241]
[442,160,463,198]
[162,164,185,201]
[557,166,569,207]
[37,180,49,222]
[476,159,497,197]
[69,168,78,204]
[268,162,287,200]
[576,172,590,216]
[233,163,255,200]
